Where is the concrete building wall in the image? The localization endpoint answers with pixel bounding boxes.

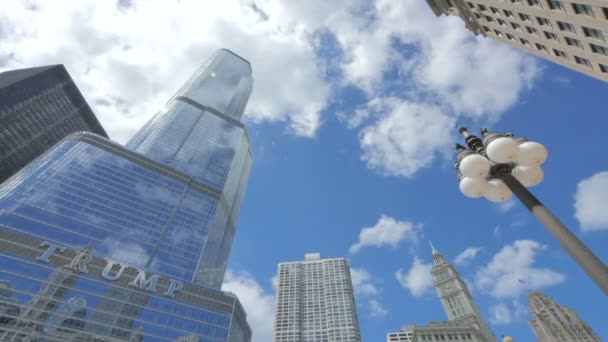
[427,0,608,82]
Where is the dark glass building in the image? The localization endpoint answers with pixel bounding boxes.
[0,49,253,342]
[0,65,108,184]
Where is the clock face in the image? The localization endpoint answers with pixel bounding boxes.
[442,283,453,291]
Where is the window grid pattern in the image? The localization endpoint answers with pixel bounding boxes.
[453,0,608,81]
[0,250,246,342]
[0,139,224,284]
[273,258,361,342]
[0,66,107,183]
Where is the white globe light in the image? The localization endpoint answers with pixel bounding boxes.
[486,137,519,163]
[517,141,548,166]
[459,177,488,198]
[459,154,491,179]
[512,165,544,187]
[484,179,512,202]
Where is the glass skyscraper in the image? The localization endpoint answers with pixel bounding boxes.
[0,64,108,184]
[0,49,253,342]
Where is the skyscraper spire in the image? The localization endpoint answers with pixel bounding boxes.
[430,241,439,255]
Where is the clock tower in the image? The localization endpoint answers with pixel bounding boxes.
[430,243,496,342]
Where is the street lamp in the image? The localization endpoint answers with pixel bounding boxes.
[454,127,608,295]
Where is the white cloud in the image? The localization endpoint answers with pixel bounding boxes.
[223,270,275,342]
[357,99,455,178]
[368,299,388,317]
[335,0,539,118]
[395,257,433,297]
[574,171,608,231]
[489,300,528,325]
[454,247,481,266]
[476,240,565,298]
[0,0,330,142]
[350,268,379,296]
[497,198,516,213]
[350,214,420,254]
[489,302,512,325]
[349,267,389,318]
[331,1,538,178]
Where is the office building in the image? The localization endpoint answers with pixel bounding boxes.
[528,291,600,341]
[387,245,496,342]
[0,65,107,183]
[0,49,253,341]
[273,253,362,342]
[426,0,608,82]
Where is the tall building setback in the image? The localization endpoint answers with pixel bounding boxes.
[426,0,608,82]
[0,65,107,183]
[0,49,254,342]
[387,245,496,342]
[273,253,362,342]
[528,291,600,341]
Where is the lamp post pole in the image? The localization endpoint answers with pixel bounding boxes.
[455,127,608,295]
[500,173,608,295]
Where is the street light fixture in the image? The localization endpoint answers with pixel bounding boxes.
[454,127,608,295]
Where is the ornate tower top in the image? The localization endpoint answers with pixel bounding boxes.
[430,242,446,267]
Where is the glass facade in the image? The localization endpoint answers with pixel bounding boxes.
[127,50,253,288]
[0,49,254,342]
[0,65,108,184]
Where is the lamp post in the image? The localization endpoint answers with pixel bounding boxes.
[454,127,608,295]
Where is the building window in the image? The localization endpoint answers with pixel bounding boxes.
[498,19,507,26]
[510,0,522,4]
[526,26,539,35]
[478,4,487,12]
[604,8,608,19]
[511,22,521,30]
[600,64,608,73]
[485,15,494,23]
[490,7,499,14]
[574,56,592,68]
[553,49,567,58]
[520,38,530,46]
[519,13,531,22]
[582,27,605,41]
[527,0,542,7]
[506,33,516,41]
[483,26,491,33]
[535,43,548,53]
[545,32,558,41]
[548,0,565,11]
[565,37,583,48]
[475,13,482,19]
[572,3,594,16]
[467,2,475,9]
[557,21,576,33]
[494,29,503,37]
[590,43,608,55]
[537,17,551,27]
[503,10,514,18]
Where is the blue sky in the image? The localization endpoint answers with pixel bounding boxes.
[1,1,607,341]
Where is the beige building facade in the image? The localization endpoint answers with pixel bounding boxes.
[427,0,608,82]
[528,291,600,342]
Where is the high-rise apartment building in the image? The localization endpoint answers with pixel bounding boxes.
[273,253,362,342]
[528,291,600,341]
[426,0,608,82]
[387,245,496,342]
[0,49,253,341]
[0,65,107,183]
